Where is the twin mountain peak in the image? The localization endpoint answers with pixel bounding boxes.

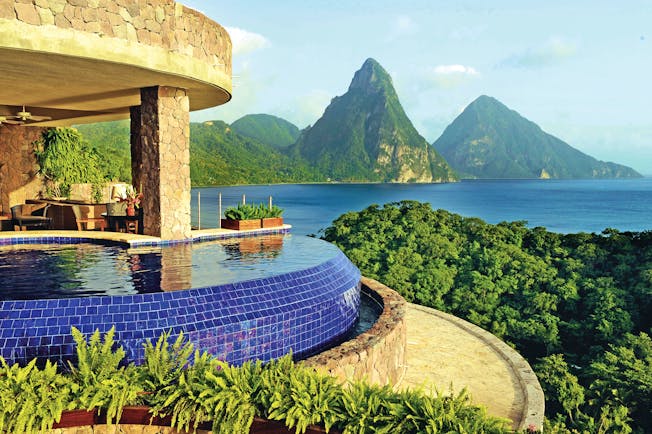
[233,58,640,181]
[78,58,640,184]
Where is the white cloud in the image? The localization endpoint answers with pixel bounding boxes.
[427,64,480,88]
[500,37,578,68]
[225,27,270,56]
[433,64,479,75]
[387,15,418,40]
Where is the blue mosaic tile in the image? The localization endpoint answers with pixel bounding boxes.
[0,232,360,366]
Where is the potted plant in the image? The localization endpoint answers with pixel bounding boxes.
[222,203,264,230]
[261,204,284,228]
[67,326,145,426]
[118,185,143,216]
[0,358,78,433]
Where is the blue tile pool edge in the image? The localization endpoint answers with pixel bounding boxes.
[0,226,291,248]
[0,230,363,367]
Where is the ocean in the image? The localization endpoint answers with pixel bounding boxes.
[191,179,652,236]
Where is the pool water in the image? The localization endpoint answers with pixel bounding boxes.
[0,235,341,300]
[0,234,371,366]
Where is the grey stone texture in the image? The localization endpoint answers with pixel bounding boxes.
[134,86,191,240]
[5,0,231,76]
[0,124,48,214]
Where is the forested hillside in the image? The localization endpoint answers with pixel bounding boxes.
[434,96,641,179]
[291,59,457,183]
[323,201,652,433]
[75,121,131,182]
[230,114,301,149]
[77,120,322,185]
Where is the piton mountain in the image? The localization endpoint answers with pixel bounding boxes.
[432,95,641,179]
[290,58,458,183]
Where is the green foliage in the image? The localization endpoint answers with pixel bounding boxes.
[224,203,284,220]
[323,201,652,432]
[75,120,131,182]
[291,58,457,182]
[0,358,72,434]
[534,355,585,421]
[433,95,642,179]
[34,128,107,200]
[140,331,194,408]
[589,332,652,430]
[231,114,301,149]
[189,121,322,186]
[68,326,144,425]
[1,327,510,433]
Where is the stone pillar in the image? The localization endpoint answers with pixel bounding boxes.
[0,125,48,214]
[129,105,142,193]
[133,86,191,240]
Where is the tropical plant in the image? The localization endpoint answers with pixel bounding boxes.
[224,203,284,220]
[259,356,343,433]
[1,328,511,433]
[67,326,144,425]
[140,331,194,405]
[0,358,72,434]
[34,127,106,201]
[154,349,217,432]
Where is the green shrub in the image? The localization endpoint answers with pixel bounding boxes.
[224,202,284,220]
[1,328,510,434]
[0,358,72,434]
[68,326,144,425]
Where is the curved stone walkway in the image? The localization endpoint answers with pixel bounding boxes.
[398,303,544,431]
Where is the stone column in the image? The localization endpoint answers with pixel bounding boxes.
[129,105,142,193]
[0,125,48,214]
[132,86,191,240]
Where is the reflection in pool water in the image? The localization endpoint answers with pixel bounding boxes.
[0,235,342,300]
[0,234,370,366]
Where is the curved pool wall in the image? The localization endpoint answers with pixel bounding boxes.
[0,232,361,366]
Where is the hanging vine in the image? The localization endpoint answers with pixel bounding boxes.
[34,127,106,202]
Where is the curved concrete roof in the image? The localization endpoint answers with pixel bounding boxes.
[0,1,231,126]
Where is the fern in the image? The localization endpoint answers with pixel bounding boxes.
[67,326,144,425]
[141,331,194,409]
[0,358,72,434]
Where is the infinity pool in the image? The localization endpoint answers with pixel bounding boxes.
[0,234,362,366]
[0,235,342,299]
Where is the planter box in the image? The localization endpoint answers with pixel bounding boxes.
[51,409,338,433]
[221,218,262,231]
[261,217,284,228]
[250,417,336,433]
[52,409,97,428]
[112,405,172,426]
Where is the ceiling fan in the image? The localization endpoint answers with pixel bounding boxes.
[3,105,52,123]
[0,115,23,125]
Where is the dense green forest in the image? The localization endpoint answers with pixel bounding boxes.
[434,96,641,180]
[323,201,651,433]
[291,58,457,183]
[230,113,301,149]
[76,121,323,186]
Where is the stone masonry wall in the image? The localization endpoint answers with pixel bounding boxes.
[0,124,47,215]
[137,86,191,240]
[303,277,407,387]
[1,0,231,76]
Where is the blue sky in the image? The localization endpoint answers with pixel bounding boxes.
[183,0,652,174]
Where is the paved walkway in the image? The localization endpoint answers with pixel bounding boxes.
[398,304,535,429]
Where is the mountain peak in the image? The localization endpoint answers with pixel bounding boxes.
[349,58,393,92]
[434,96,642,179]
[292,58,457,183]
